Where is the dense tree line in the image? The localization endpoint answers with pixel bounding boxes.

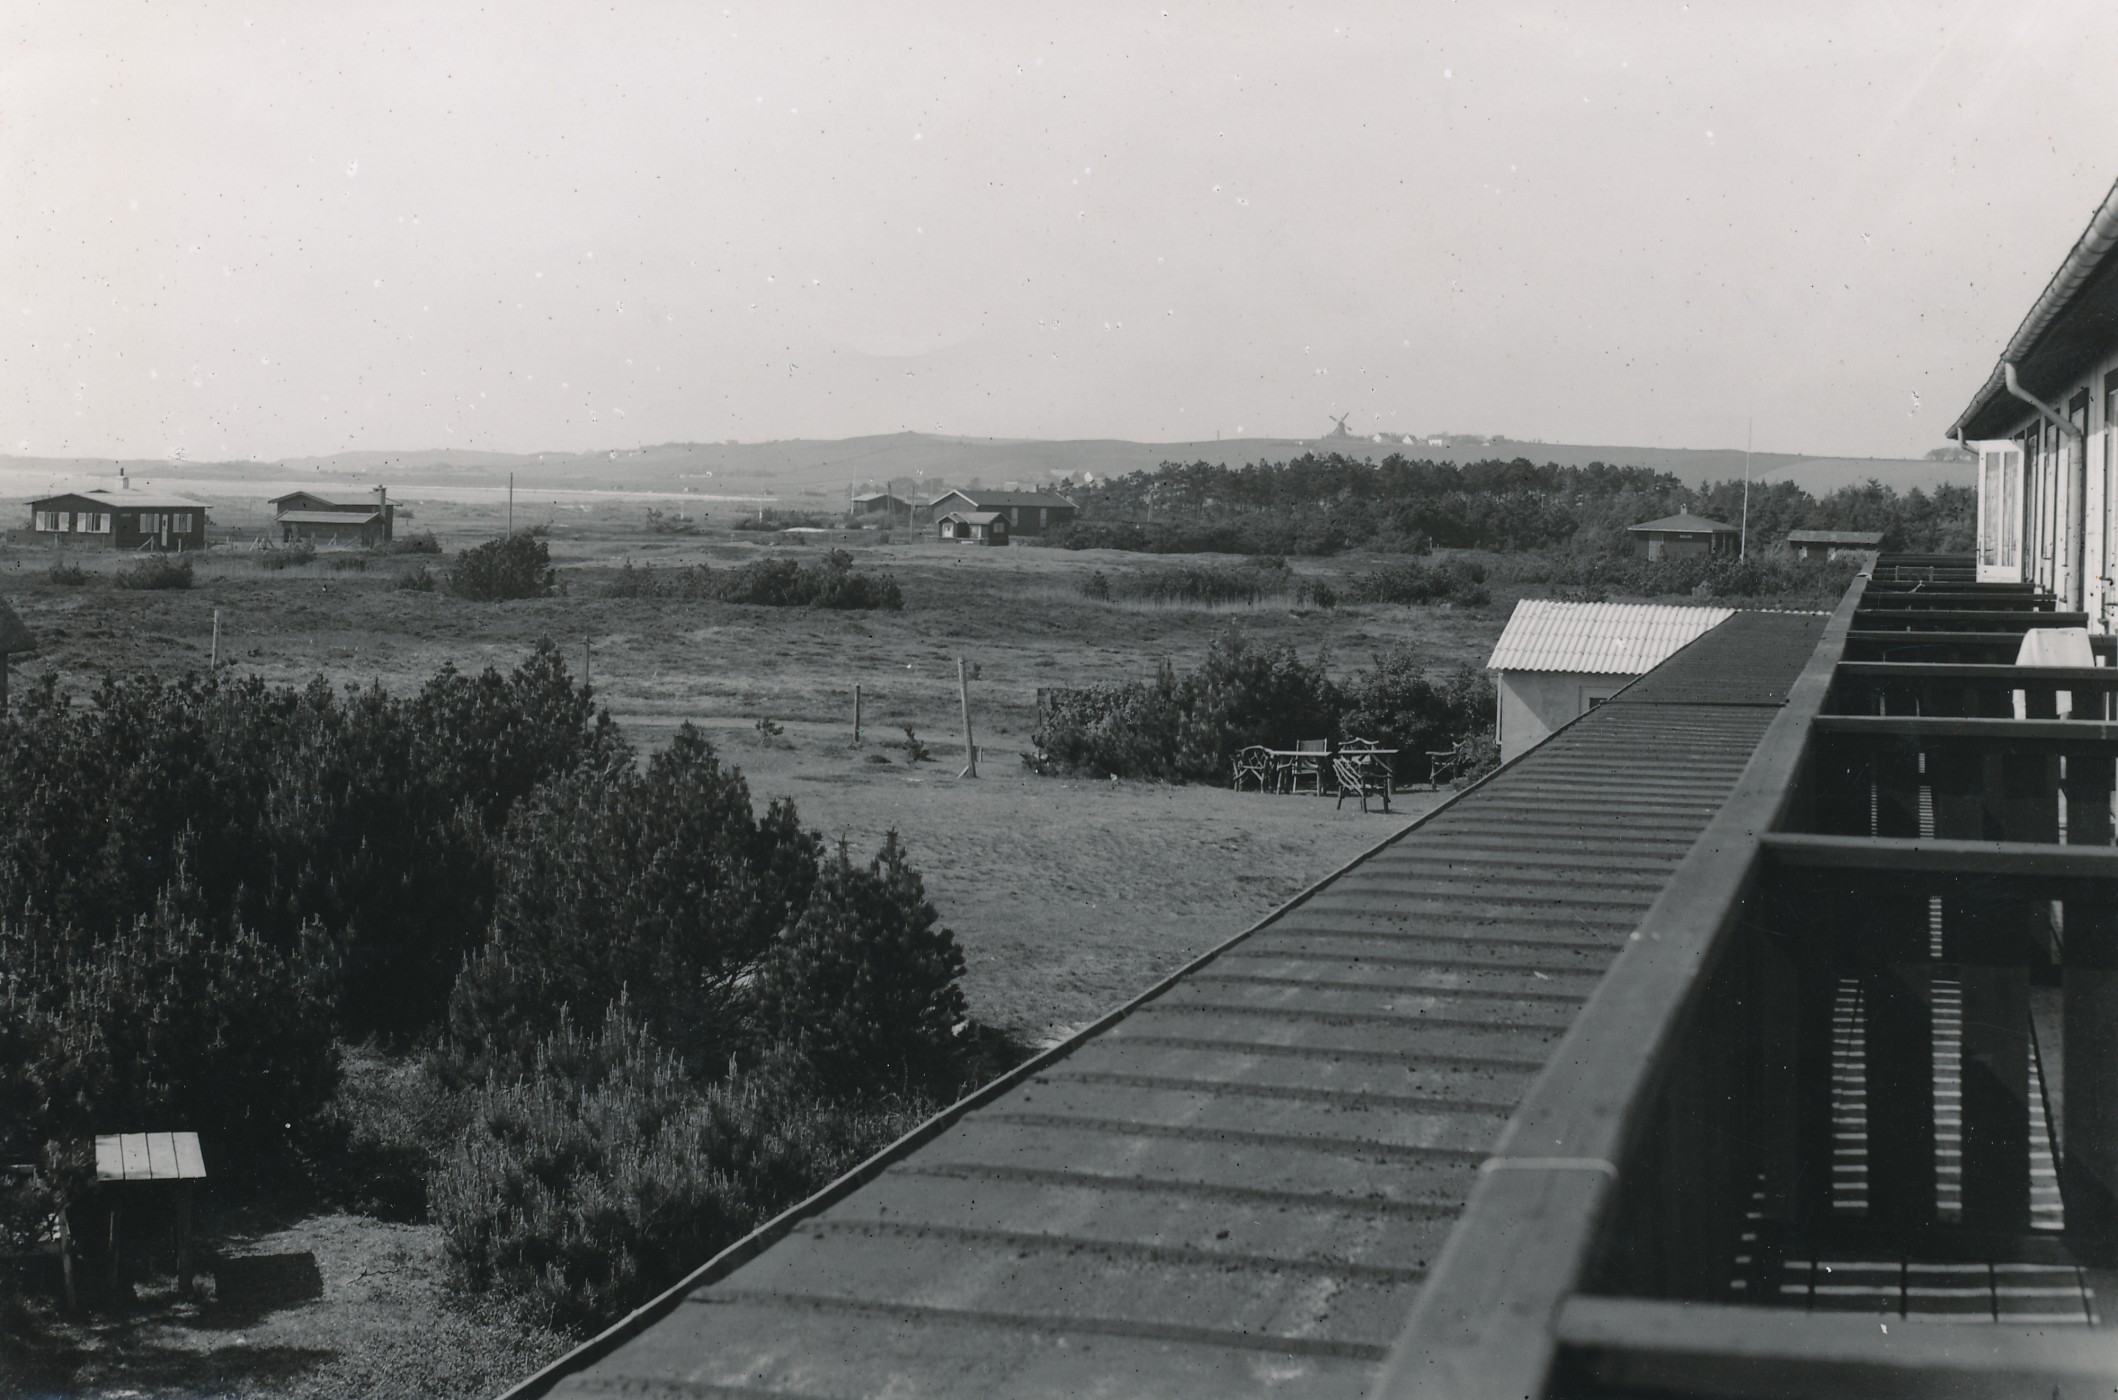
[1046,453,1974,557]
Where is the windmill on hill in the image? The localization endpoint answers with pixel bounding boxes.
[1325,412,1353,439]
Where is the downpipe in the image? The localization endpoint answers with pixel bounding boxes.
[2003,363,2088,610]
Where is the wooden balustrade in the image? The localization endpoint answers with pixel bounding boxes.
[1376,560,2118,1399]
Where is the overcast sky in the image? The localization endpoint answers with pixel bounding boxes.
[5,1,2115,463]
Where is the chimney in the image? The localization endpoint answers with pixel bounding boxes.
[118,466,129,491]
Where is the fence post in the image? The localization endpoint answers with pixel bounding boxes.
[958,658,977,778]
[854,683,862,744]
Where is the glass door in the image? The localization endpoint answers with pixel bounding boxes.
[1973,439,2025,583]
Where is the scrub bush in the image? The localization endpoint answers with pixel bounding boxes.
[451,532,555,601]
[431,1001,923,1333]
[114,556,193,590]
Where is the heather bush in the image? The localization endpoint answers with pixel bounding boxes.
[385,531,443,555]
[432,1001,923,1332]
[607,559,715,600]
[452,532,555,601]
[608,551,900,609]
[114,555,192,590]
[1079,562,1292,606]
[753,832,968,1095]
[1495,551,1858,604]
[396,562,438,592]
[45,560,86,586]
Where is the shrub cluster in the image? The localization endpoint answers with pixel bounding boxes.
[1029,632,1492,786]
[113,555,193,590]
[46,560,87,587]
[0,643,622,1038]
[1495,551,1860,604]
[385,531,444,555]
[256,542,317,571]
[1342,557,1491,607]
[611,550,902,610]
[452,532,555,601]
[732,510,836,532]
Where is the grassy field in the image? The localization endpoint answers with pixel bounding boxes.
[1,499,1509,1397]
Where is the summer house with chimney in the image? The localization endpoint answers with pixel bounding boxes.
[270,487,395,547]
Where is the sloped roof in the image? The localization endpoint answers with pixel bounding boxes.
[940,510,1006,525]
[0,599,33,654]
[1626,512,1739,534]
[269,488,385,507]
[1786,529,1884,545]
[929,489,1074,508]
[1486,599,1733,675]
[278,510,384,525]
[31,489,208,511]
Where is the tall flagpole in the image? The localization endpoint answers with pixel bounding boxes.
[1740,418,1753,560]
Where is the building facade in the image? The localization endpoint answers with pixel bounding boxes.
[924,489,1076,535]
[270,488,395,546]
[1785,528,1884,561]
[1625,512,1740,560]
[936,510,1008,545]
[1955,173,2118,628]
[26,491,208,550]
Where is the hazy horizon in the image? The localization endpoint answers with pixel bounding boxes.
[8,1,2113,464]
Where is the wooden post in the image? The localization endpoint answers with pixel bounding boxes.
[175,1182,194,1295]
[1863,876,1936,1231]
[583,637,591,689]
[58,1207,76,1311]
[853,683,862,744]
[209,609,220,669]
[957,657,977,778]
[2068,893,2118,1264]
[508,473,515,534]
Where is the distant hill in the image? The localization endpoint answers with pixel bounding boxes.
[0,433,1965,500]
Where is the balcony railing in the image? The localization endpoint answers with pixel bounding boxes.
[1377,558,2118,1399]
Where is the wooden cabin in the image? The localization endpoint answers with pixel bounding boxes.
[937,510,1008,545]
[924,489,1075,535]
[1625,511,1740,560]
[270,488,394,546]
[27,491,208,550]
[850,491,910,523]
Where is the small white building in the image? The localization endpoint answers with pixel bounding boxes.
[1486,600,1732,762]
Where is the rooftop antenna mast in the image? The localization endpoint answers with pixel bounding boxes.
[1740,418,1753,560]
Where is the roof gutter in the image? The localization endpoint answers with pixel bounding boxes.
[1953,174,2118,439]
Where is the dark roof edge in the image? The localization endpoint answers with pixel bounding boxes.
[492,717,1615,1400]
[1952,172,2118,441]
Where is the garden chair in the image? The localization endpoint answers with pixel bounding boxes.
[1231,745,1273,792]
[1283,738,1329,795]
[1333,753,1393,813]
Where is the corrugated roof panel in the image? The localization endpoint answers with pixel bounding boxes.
[1485,599,1732,676]
[516,613,1831,1400]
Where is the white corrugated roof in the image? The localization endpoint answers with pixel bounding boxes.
[1486,599,1733,675]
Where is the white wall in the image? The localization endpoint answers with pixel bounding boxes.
[1978,348,2118,629]
[1496,670,1630,763]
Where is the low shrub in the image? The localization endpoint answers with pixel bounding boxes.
[1343,557,1490,607]
[713,550,901,610]
[386,532,443,555]
[256,542,316,571]
[113,555,193,590]
[396,563,438,592]
[451,532,555,601]
[1080,562,1290,606]
[327,554,368,572]
[1339,647,1497,783]
[642,508,699,536]
[431,1001,925,1333]
[1494,551,1859,604]
[607,560,715,600]
[733,510,835,532]
[45,560,87,586]
[313,1044,468,1221]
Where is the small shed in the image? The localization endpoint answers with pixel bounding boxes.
[1786,528,1884,561]
[938,510,1009,545]
[1486,599,1732,761]
[0,598,32,706]
[1626,512,1739,560]
[27,491,208,551]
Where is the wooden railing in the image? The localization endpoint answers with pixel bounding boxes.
[1373,559,2118,1399]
